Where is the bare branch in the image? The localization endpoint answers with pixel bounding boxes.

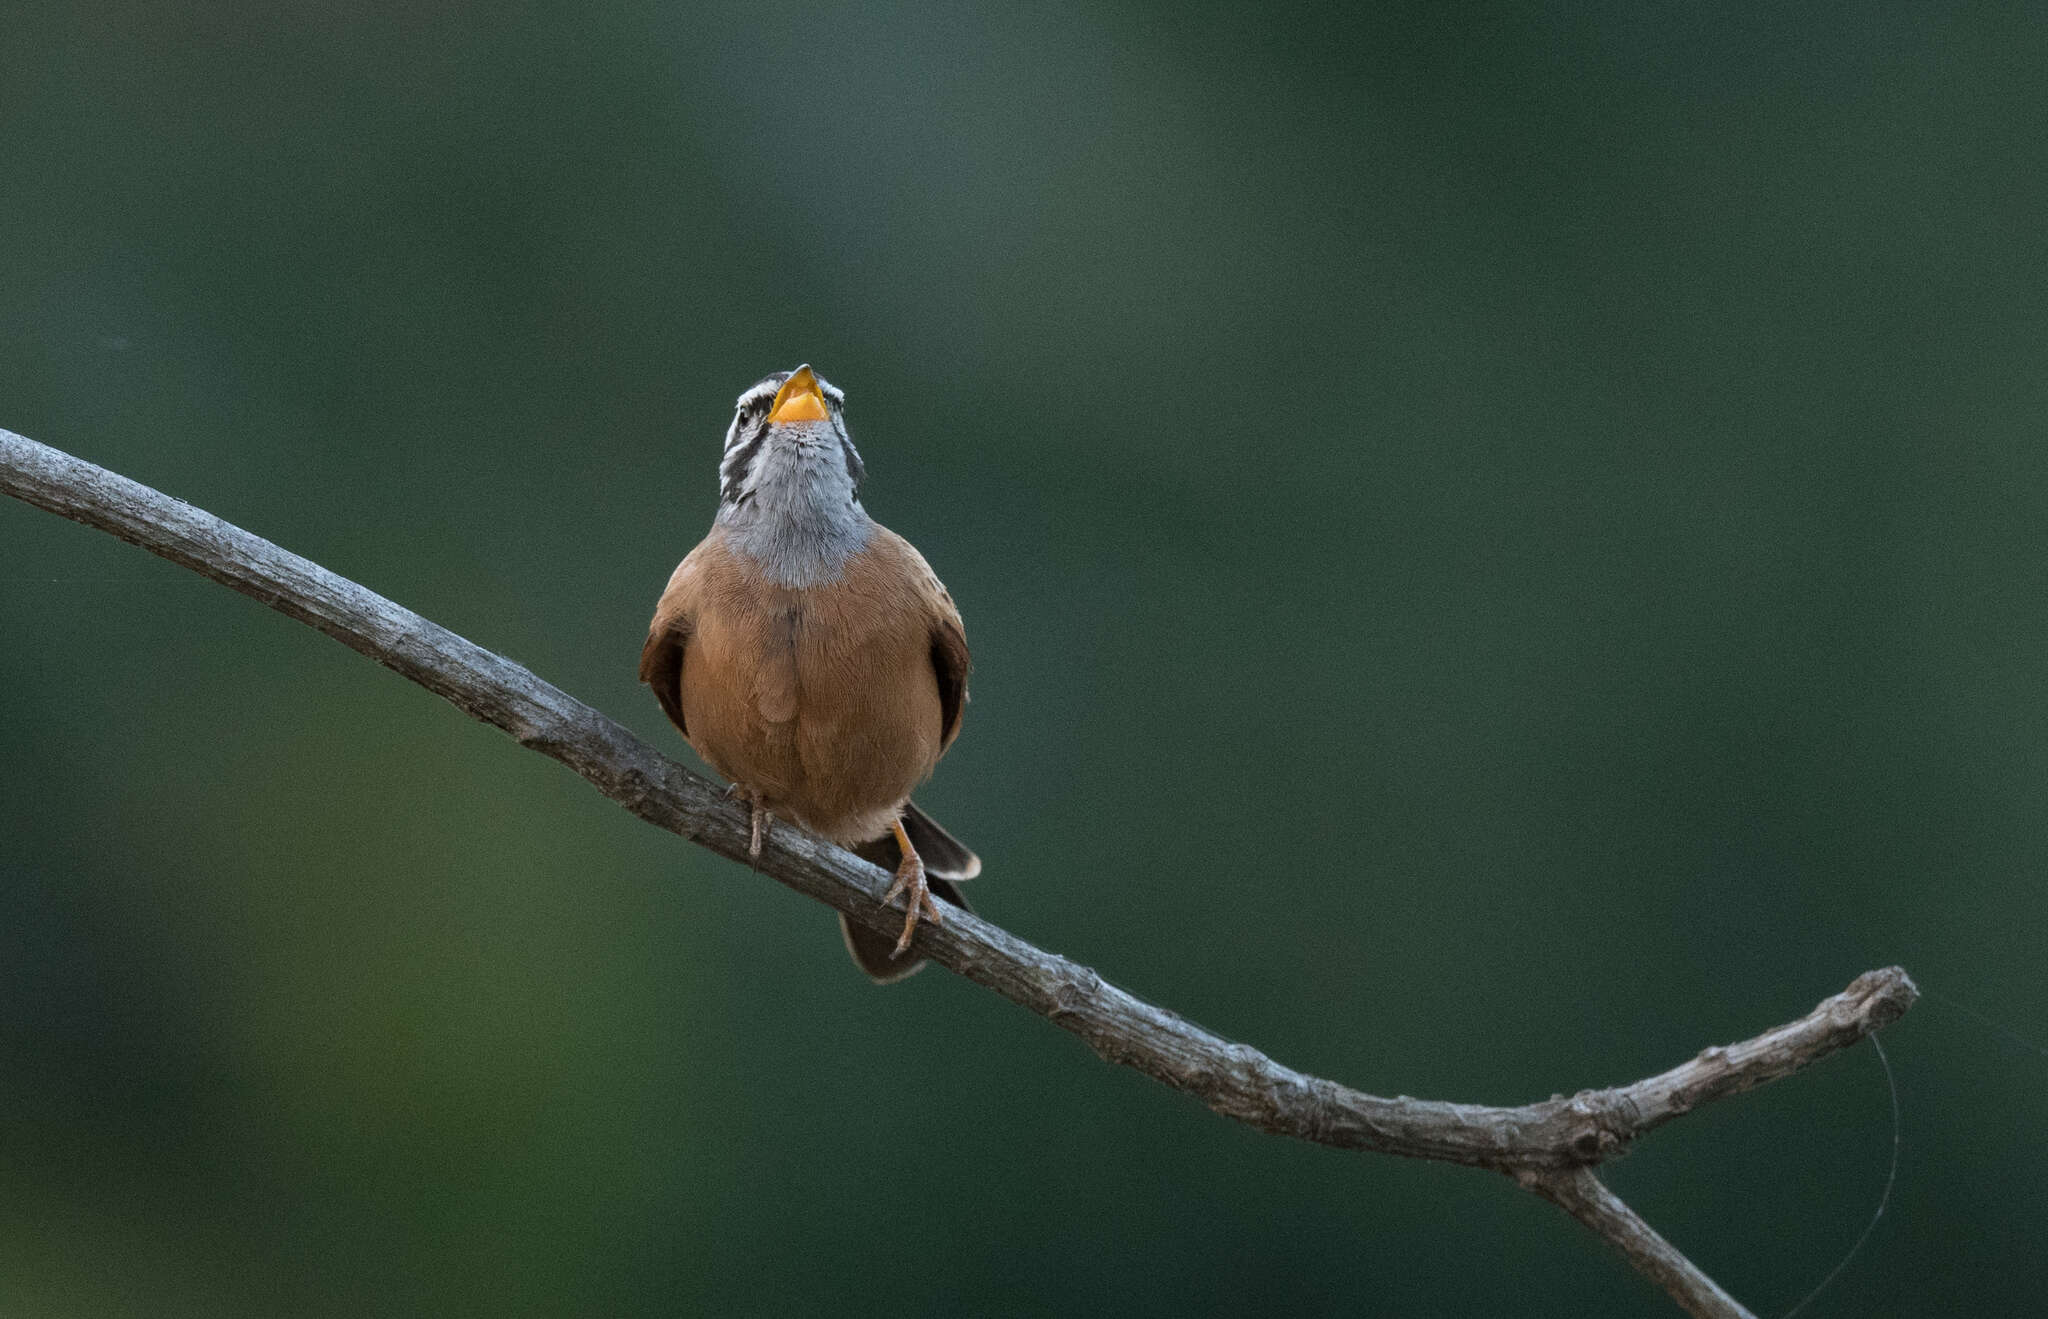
[1525,1167,1755,1319]
[0,427,1918,1315]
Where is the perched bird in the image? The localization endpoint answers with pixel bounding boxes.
[640,365,978,981]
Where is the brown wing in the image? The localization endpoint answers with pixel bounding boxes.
[639,545,708,738]
[931,609,970,753]
[638,614,692,737]
[871,523,971,755]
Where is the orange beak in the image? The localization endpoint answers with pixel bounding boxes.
[767,366,830,424]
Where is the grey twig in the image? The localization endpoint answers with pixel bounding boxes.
[0,427,1916,1318]
[1525,1167,1754,1318]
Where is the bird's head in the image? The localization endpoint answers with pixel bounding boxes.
[718,364,866,511]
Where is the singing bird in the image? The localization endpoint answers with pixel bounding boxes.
[640,365,978,981]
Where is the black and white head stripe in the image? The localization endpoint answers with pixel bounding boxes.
[718,367,863,507]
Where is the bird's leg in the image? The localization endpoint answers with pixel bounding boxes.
[725,783,770,859]
[879,816,945,958]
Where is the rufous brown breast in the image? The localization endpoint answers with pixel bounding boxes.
[640,522,968,847]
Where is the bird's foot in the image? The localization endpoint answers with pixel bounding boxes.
[880,847,945,959]
[725,784,770,859]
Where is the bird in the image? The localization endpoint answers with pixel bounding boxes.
[639,365,979,981]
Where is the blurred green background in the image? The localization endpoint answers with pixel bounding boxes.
[4,1,2045,1314]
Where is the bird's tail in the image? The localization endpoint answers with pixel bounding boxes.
[839,801,978,983]
[899,799,981,880]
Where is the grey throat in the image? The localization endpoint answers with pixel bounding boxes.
[716,420,874,589]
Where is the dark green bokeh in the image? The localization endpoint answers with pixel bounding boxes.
[5,2,2045,1313]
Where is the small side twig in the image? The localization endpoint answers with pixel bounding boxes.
[0,427,1916,1317]
[1525,1167,1754,1319]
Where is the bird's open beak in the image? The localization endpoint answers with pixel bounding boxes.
[767,366,830,424]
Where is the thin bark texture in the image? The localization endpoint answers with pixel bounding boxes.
[1526,1168,1756,1318]
[0,427,1916,1317]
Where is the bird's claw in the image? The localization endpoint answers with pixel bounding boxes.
[882,851,944,959]
[725,784,769,859]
